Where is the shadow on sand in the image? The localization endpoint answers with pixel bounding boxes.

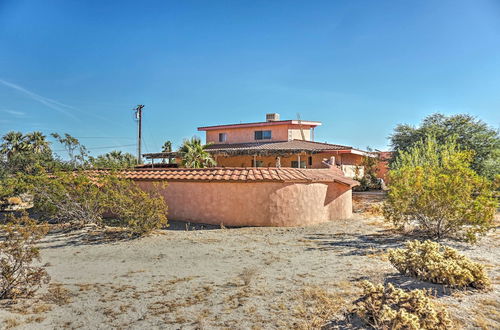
[41,220,232,249]
[41,227,136,249]
[303,230,407,256]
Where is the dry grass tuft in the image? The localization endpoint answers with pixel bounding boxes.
[42,284,72,305]
[472,298,500,329]
[239,268,258,286]
[25,315,46,324]
[289,286,348,329]
[3,318,21,329]
[32,303,53,313]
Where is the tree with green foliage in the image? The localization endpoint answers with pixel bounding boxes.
[162,141,172,153]
[161,140,176,164]
[89,150,137,169]
[0,131,55,176]
[390,113,500,178]
[51,133,89,168]
[354,148,381,191]
[384,137,497,242]
[1,131,27,159]
[24,132,51,154]
[178,137,216,168]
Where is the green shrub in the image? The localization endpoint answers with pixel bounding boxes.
[31,171,104,225]
[101,176,168,235]
[388,240,490,290]
[0,212,50,299]
[353,281,452,330]
[23,171,168,236]
[383,137,497,242]
[354,150,381,191]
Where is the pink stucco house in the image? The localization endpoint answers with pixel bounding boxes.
[144,113,375,179]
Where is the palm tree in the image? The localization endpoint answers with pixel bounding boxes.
[25,131,50,154]
[90,150,137,169]
[162,141,172,153]
[0,131,27,159]
[178,137,216,168]
[162,140,175,164]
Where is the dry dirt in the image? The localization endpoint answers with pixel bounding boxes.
[0,194,498,329]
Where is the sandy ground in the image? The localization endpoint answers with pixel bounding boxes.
[0,194,498,329]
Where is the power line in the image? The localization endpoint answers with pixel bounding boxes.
[73,136,135,140]
[52,144,136,152]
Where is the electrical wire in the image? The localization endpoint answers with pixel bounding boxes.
[73,137,135,139]
[52,144,136,152]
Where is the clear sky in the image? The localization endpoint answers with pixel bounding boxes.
[1,0,499,157]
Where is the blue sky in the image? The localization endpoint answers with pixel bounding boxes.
[1,0,499,157]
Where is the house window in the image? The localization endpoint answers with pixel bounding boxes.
[218,133,227,142]
[252,159,264,167]
[308,156,313,166]
[291,161,306,168]
[254,130,272,140]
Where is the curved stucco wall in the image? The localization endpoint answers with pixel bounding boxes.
[136,181,352,227]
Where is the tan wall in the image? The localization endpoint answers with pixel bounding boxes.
[338,153,364,165]
[288,128,311,141]
[136,181,353,227]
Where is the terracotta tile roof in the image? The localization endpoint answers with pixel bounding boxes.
[204,140,352,153]
[87,167,358,186]
[143,140,353,159]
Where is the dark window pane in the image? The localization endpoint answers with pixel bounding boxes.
[292,161,306,168]
[252,159,263,167]
[255,131,263,140]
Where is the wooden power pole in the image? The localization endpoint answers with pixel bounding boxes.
[134,105,144,164]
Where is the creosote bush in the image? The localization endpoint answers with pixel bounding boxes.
[353,281,452,330]
[101,176,168,235]
[0,212,50,299]
[384,137,497,242]
[31,171,104,225]
[24,171,168,236]
[389,240,490,290]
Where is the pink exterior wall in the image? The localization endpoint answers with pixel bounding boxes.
[136,181,353,227]
[204,124,316,144]
[206,125,290,144]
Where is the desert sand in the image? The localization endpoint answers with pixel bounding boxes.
[0,196,498,329]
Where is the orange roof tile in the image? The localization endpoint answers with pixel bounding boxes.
[86,167,358,186]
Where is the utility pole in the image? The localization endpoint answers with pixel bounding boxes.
[134,105,144,164]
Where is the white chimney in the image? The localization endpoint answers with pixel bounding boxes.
[266,113,280,122]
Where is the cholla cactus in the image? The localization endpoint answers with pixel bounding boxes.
[353,281,452,329]
[389,240,490,289]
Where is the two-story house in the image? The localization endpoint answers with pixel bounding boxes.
[197,113,371,177]
[144,113,374,178]
[144,113,373,178]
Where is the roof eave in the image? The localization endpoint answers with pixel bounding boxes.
[198,120,322,131]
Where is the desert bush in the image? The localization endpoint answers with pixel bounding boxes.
[100,176,168,235]
[388,240,490,290]
[354,149,381,191]
[24,171,167,235]
[0,212,50,299]
[384,137,497,242]
[353,281,452,330]
[31,171,104,226]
